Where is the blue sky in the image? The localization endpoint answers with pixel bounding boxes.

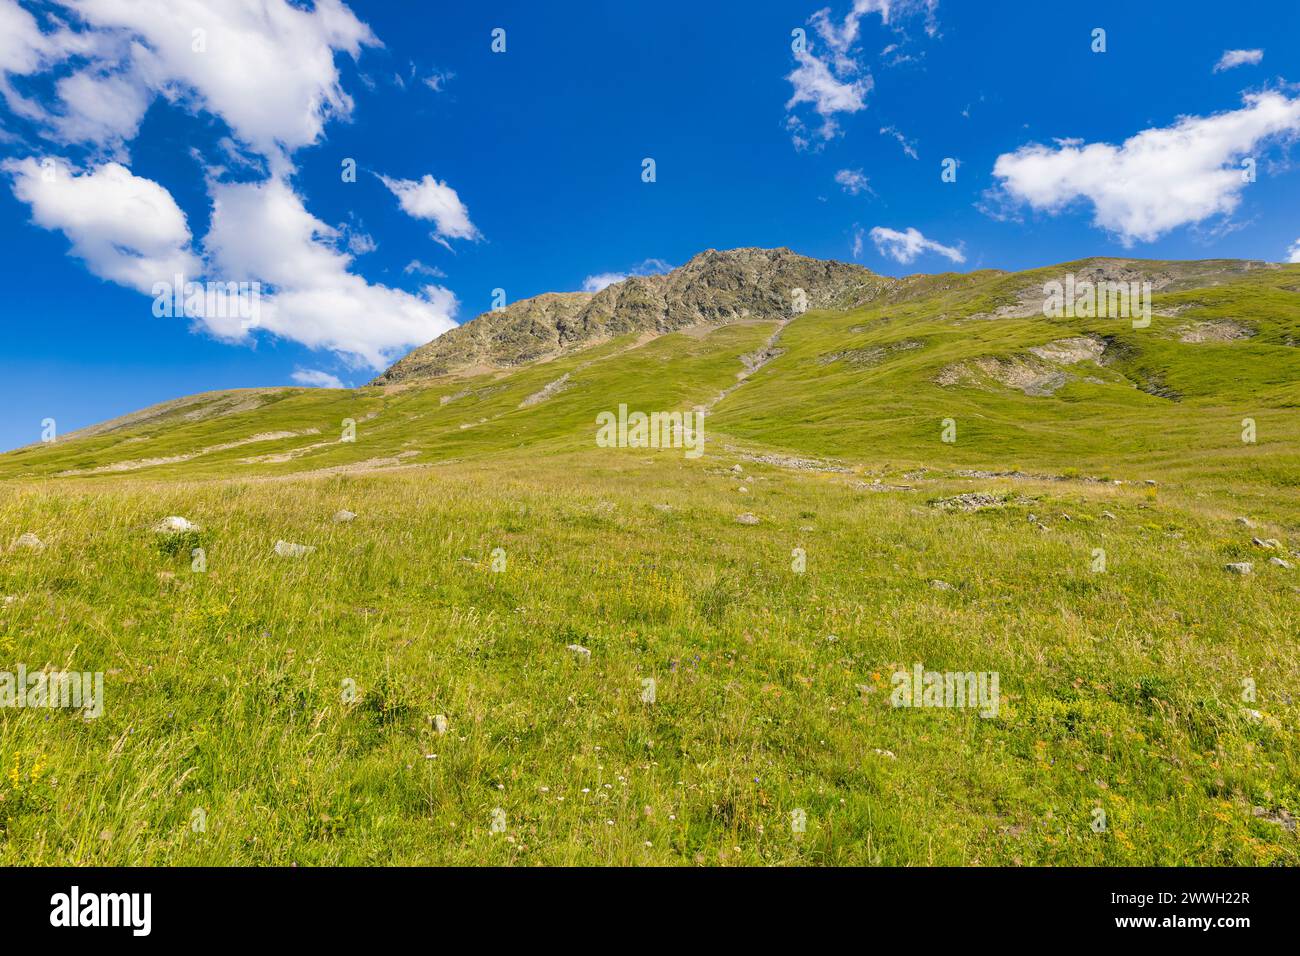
[1,0,1298,451]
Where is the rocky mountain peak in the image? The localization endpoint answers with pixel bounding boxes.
[373,247,886,384]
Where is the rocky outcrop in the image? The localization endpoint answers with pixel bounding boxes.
[373,247,886,384]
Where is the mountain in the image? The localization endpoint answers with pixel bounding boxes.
[374,247,888,383]
[3,249,1297,524]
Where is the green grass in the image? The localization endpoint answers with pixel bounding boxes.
[1,259,1297,864]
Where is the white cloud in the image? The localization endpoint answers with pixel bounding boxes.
[784,1,938,148]
[835,168,870,194]
[379,173,481,245]
[203,176,458,368]
[785,48,872,144]
[292,368,345,389]
[851,225,865,258]
[991,92,1300,245]
[580,258,673,293]
[3,157,199,292]
[869,225,964,264]
[0,0,378,167]
[880,124,918,159]
[581,273,626,293]
[404,259,447,278]
[1214,49,1263,73]
[424,70,453,93]
[1288,239,1300,263]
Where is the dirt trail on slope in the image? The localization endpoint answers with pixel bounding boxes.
[700,317,795,412]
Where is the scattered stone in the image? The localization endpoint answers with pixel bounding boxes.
[433,714,449,734]
[1235,517,1254,527]
[1242,708,1263,722]
[274,540,315,558]
[1252,806,1297,832]
[1,595,15,607]
[826,634,838,643]
[932,493,1006,512]
[730,464,743,473]
[930,579,956,592]
[154,516,198,533]
[1224,562,1253,575]
[1251,537,1281,550]
[652,504,673,513]
[333,509,357,523]
[12,532,44,550]
[1269,557,1293,570]
[735,512,760,525]
[873,748,897,759]
[566,643,591,660]
[1143,479,1157,486]
[737,486,748,493]
[1101,511,1117,520]
[1027,513,1038,523]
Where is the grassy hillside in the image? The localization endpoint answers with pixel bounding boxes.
[1,258,1297,865]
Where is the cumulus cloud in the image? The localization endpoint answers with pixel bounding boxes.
[3,157,199,292]
[835,168,871,194]
[379,173,481,247]
[869,225,964,264]
[990,92,1300,245]
[292,368,345,389]
[46,0,375,165]
[0,2,468,370]
[1288,239,1300,263]
[203,176,458,368]
[1214,49,1263,73]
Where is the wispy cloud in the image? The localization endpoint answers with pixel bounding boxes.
[581,258,673,293]
[869,225,964,264]
[880,124,918,159]
[292,368,345,389]
[835,168,871,195]
[1214,49,1263,72]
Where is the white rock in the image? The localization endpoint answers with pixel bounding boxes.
[1101,511,1117,520]
[1224,562,1253,575]
[1252,537,1281,550]
[735,513,760,525]
[730,464,743,473]
[274,540,315,558]
[566,643,591,660]
[1235,517,1254,527]
[737,486,748,493]
[154,516,197,533]
[1269,557,1293,570]
[433,714,449,734]
[333,509,357,523]
[930,579,956,591]
[12,532,44,550]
